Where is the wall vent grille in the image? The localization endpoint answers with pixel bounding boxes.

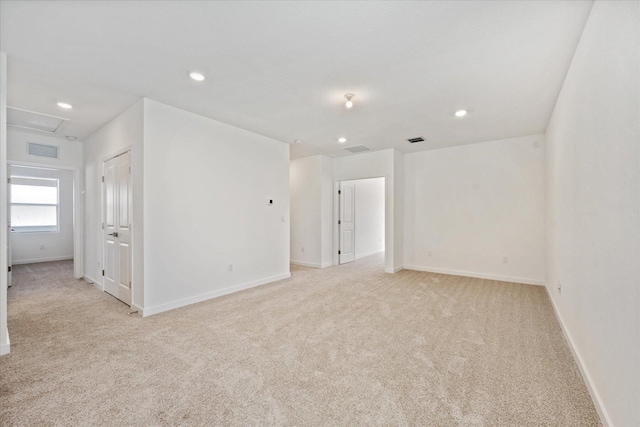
[344,145,371,153]
[407,137,425,143]
[28,142,59,159]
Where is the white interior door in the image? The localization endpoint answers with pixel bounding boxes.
[339,182,356,264]
[103,151,132,305]
[6,179,11,288]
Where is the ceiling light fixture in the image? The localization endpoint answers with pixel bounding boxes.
[57,102,73,109]
[294,139,303,144]
[189,71,205,81]
[344,94,355,109]
[454,109,468,117]
[338,137,347,143]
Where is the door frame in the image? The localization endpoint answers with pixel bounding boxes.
[7,161,83,279]
[101,147,133,307]
[333,176,387,269]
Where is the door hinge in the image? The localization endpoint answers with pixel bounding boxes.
[8,266,11,272]
[102,176,105,183]
[7,178,11,184]
[338,220,341,225]
[129,166,131,174]
[338,190,341,195]
[102,222,105,230]
[338,250,341,255]
[102,270,105,276]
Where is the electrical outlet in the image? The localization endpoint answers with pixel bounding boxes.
[557,281,562,294]
[428,251,433,257]
[301,247,305,253]
[503,257,509,264]
[40,244,45,250]
[228,264,233,272]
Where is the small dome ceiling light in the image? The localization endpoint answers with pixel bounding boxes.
[294,139,304,144]
[189,71,205,81]
[338,137,347,143]
[57,102,73,109]
[344,94,355,109]
[454,109,468,117]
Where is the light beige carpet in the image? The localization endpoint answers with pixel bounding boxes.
[1,256,600,426]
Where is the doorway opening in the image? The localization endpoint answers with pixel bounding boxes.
[8,164,79,288]
[337,177,386,266]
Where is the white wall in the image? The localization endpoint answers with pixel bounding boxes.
[83,100,144,309]
[404,135,545,285]
[290,155,333,268]
[545,2,639,426]
[0,51,9,355]
[142,99,290,315]
[342,178,385,259]
[290,156,323,267]
[9,166,74,264]
[333,148,403,273]
[319,155,334,267]
[7,128,82,168]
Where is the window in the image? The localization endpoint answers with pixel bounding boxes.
[10,177,59,233]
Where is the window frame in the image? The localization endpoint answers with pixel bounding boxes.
[10,176,60,234]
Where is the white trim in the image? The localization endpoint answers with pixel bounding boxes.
[142,272,292,317]
[12,255,73,265]
[130,303,143,314]
[544,286,611,427]
[83,274,103,292]
[403,265,544,286]
[290,260,332,269]
[385,265,404,274]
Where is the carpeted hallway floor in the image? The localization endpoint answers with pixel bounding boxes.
[1,256,600,426]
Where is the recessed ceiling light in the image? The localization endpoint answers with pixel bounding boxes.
[338,137,347,143]
[294,139,303,144]
[189,72,205,81]
[57,102,73,109]
[344,94,355,109]
[454,109,468,117]
[66,136,78,141]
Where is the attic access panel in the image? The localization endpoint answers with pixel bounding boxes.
[7,107,69,133]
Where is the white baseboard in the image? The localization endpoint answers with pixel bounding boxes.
[82,274,103,292]
[385,265,404,274]
[403,265,544,286]
[130,303,143,314]
[544,286,611,427]
[142,272,292,317]
[12,256,73,265]
[290,260,332,269]
[0,327,10,356]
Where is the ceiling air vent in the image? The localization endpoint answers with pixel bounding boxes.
[344,145,371,154]
[28,142,59,159]
[7,107,69,133]
[407,137,425,143]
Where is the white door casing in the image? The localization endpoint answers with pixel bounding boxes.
[103,151,132,305]
[339,182,355,264]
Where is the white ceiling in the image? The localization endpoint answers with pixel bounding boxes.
[0,1,593,159]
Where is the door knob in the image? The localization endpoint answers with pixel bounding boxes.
[108,232,119,237]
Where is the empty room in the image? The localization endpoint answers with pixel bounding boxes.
[0,1,638,426]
